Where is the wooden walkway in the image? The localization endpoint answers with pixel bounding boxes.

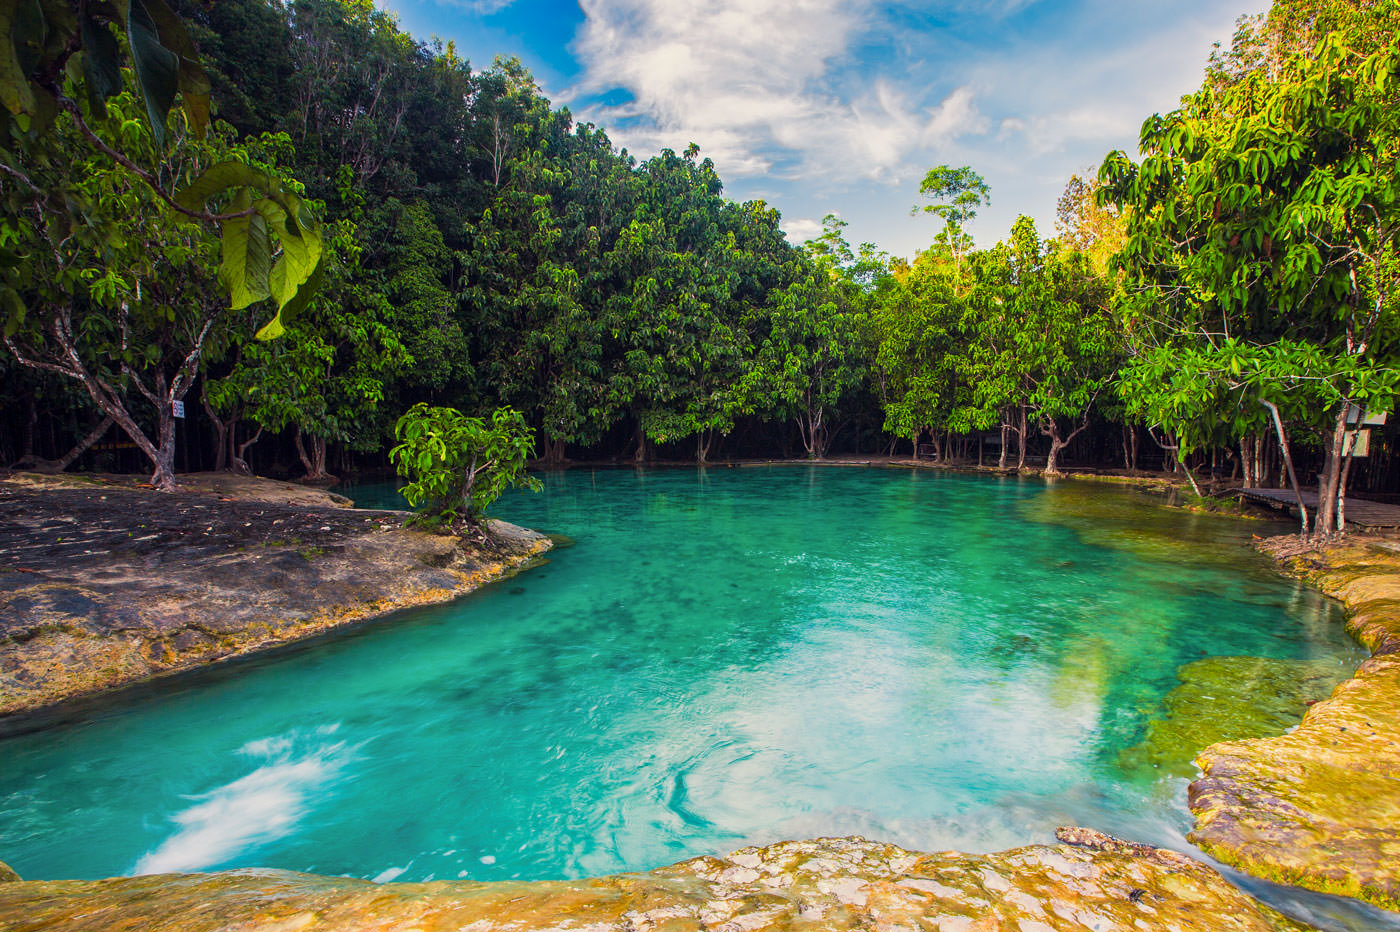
[1238,487,1400,530]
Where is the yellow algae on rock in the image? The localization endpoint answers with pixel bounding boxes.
[1119,655,1352,780]
[0,835,1309,932]
[1188,538,1400,911]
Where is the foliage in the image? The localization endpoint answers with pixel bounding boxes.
[1,0,324,338]
[390,403,541,523]
[1101,20,1400,532]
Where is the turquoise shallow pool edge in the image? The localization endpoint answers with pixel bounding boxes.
[0,467,1364,893]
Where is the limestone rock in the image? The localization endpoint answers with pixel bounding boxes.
[0,480,552,719]
[1189,539,1400,911]
[1120,655,1352,779]
[0,834,1308,932]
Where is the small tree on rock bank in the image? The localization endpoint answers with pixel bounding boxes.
[389,404,541,528]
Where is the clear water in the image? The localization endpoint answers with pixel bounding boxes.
[0,468,1366,892]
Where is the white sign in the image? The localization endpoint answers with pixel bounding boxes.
[1344,429,1371,458]
[171,400,185,419]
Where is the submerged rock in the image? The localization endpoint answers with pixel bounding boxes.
[0,833,1307,932]
[1120,655,1352,780]
[0,478,552,719]
[1189,539,1400,912]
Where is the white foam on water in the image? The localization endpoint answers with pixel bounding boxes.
[132,727,354,875]
[372,865,407,883]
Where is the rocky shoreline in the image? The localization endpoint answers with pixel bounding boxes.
[1188,537,1400,912]
[0,832,1310,932]
[0,473,552,721]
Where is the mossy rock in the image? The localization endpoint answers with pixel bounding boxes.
[0,835,1310,932]
[1120,655,1352,780]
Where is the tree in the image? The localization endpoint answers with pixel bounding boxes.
[739,216,875,459]
[871,249,968,455]
[390,403,541,525]
[2,0,325,342]
[1101,29,1400,537]
[2,86,310,489]
[914,165,990,286]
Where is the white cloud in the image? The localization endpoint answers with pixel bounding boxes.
[553,0,1249,259]
[440,0,515,13]
[782,217,825,244]
[568,0,989,184]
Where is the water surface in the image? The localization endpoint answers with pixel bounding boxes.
[0,468,1365,893]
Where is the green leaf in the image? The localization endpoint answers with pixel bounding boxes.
[0,0,38,115]
[258,195,321,285]
[79,13,122,118]
[135,0,209,136]
[10,0,45,75]
[126,0,178,146]
[218,193,272,310]
[175,161,271,212]
[1,284,25,337]
[256,251,325,341]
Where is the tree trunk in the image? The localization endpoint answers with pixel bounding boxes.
[201,393,231,472]
[1262,400,1309,536]
[56,416,113,471]
[1313,404,1350,540]
[15,415,113,472]
[798,406,828,459]
[540,435,566,467]
[696,429,713,464]
[632,420,652,464]
[295,428,333,481]
[998,422,1008,469]
[1337,436,1359,535]
[1015,406,1028,470]
[1042,414,1091,478]
[1046,433,1065,475]
[20,390,37,463]
[150,398,177,491]
[233,425,261,475]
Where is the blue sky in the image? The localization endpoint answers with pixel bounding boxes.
[376,0,1258,260]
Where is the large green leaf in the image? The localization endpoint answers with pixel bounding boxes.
[126,0,178,146]
[136,0,209,136]
[0,0,37,115]
[218,192,272,310]
[174,160,271,212]
[256,252,325,341]
[253,195,321,284]
[10,0,45,75]
[79,12,122,117]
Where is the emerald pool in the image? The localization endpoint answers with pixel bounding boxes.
[0,468,1366,890]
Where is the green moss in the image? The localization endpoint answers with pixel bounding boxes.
[1119,656,1350,780]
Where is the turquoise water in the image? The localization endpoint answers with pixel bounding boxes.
[0,468,1364,889]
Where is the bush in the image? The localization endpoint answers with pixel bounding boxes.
[389,403,541,524]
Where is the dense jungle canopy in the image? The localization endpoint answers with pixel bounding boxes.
[2,0,1398,539]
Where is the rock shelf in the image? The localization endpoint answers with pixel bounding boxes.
[0,473,551,719]
[1189,538,1400,911]
[0,833,1307,932]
